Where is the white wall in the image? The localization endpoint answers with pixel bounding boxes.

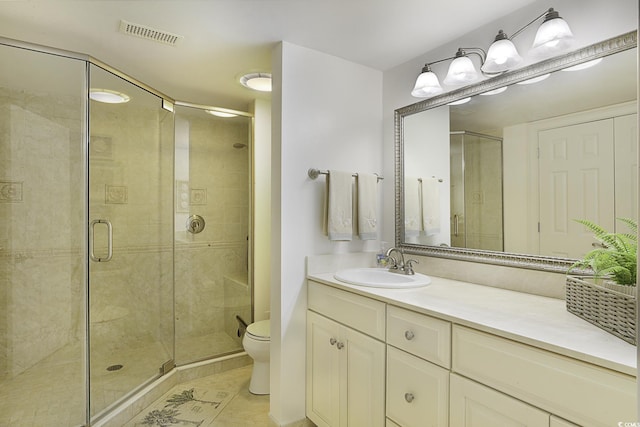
[252,98,272,322]
[271,42,383,425]
[382,0,639,245]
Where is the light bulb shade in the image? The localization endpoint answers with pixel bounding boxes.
[443,56,479,85]
[481,38,522,73]
[411,70,443,98]
[531,16,573,56]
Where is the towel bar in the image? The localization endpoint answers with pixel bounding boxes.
[308,168,383,182]
[418,177,444,183]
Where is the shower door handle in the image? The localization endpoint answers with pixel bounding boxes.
[90,219,113,262]
[453,214,459,237]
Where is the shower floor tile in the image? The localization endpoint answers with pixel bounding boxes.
[0,332,244,427]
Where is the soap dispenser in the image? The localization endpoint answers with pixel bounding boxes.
[376,241,388,268]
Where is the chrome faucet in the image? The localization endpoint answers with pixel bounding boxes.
[385,247,419,275]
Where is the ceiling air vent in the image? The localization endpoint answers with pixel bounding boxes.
[119,20,184,46]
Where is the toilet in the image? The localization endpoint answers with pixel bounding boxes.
[242,319,270,395]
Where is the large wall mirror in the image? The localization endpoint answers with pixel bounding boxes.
[395,31,638,272]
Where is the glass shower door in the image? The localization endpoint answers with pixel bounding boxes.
[0,42,87,427]
[88,65,174,418]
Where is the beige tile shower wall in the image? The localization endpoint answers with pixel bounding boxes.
[0,95,85,380]
[89,101,174,349]
[174,114,250,356]
[464,138,503,251]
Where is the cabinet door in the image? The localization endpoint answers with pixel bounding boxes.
[386,346,449,427]
[450,374,549,427]
[343,326,386,427]
[307,311,341,427]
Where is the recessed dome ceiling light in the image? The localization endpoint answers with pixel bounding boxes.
[240,73,272,92]
[90,89,130,104]
[206,110,238,118]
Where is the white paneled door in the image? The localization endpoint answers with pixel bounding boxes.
[538,119,615,259]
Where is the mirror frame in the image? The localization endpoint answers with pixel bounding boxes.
[394,31,638,273]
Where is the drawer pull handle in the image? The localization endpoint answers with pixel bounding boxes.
[329,338,337,346]
[336,342,344,350]
[404,330,415,340]
[404,392,415,403]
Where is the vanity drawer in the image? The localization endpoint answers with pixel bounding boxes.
[452,325,636,426]
[387,305,451,368]
[308,280,386,340]
[386,346,449,427]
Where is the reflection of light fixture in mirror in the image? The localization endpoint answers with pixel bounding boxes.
[89,89,130,104]
[240,73,272,92]
[412,48,486,98]
[448,97,471,106]
[206,110,238,118]
[516,73,550,85]
[483,8,573,73]
[479,86,508,96]
[562,58,603,71]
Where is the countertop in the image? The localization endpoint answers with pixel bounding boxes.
[307,272,637,377]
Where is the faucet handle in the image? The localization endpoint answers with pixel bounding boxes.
[405,259,419,275]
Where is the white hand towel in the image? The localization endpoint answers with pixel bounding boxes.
[323,170,353,241]
[421,177,441,236]
[357,173,378,240]
[404,177,421,238]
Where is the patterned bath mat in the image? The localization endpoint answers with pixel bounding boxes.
[126,386,233,426]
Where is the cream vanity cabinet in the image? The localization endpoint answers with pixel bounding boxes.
[306,281,386,427]
[386,305,451,427]
[451,325,636,427]
[307,280,636,427]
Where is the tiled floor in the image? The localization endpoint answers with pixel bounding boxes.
[124,364,270,427]
[0,332,244,427]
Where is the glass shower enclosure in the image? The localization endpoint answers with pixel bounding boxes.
[450,131,504,251]
[0,38,252,426]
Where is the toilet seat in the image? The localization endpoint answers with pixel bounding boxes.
[246,319,270,341]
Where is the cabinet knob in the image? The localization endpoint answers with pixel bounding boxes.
[404,392,415,403]
[336,341,344,350]
[404,330,415,340]
[329,338,337,346]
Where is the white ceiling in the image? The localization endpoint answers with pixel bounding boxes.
[0,0,537,110]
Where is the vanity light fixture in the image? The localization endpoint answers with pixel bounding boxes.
[239,72,272,92]
[89,89,130,104]
[482,8,573,74]
[412,48,486,98]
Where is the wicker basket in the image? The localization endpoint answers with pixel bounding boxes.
[566,275,637,345]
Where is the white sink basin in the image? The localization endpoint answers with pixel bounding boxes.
[334,268,431,289]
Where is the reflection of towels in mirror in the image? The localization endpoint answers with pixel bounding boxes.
[404,178,421,237]
[421,177,441,236]
[357,173,378,240]
[323,170,353,241]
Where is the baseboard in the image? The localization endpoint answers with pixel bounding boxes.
[269,414,316,427]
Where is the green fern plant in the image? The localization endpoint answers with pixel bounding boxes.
[570,218,637,286]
